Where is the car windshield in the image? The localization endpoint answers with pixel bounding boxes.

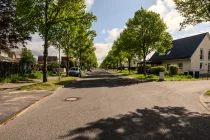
[70,67,78,71]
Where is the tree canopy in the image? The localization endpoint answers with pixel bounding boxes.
[100,8,172,76]
[0,0,31,50]
[174,0,210,30]
[14,0,97,82]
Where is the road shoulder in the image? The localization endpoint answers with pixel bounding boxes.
[200,91,210,112]
[0,90,52,126]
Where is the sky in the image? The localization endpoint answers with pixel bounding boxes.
[26,0,210,65]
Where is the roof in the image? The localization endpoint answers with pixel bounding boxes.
[0,56,16,62]
[149,33,208,62]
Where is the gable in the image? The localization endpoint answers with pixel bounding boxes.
[149,33,208,62]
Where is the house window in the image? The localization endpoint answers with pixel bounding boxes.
[200,49,204,60]
[178,63,183,69]
[200,63,203,70]
[208,50,210,60]
[167,51,171,55]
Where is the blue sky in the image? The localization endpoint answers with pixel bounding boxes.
[27,0,210,64]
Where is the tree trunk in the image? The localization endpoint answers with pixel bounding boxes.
[66,50,69,77]
[79,49,82,70]
[143,52,146,77]
[74,59,76,67]
[43,0,48,82]
[120,59,122,71]
[128,57,131,74]
[116,61,118,71]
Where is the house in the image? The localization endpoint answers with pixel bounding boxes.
[123,58,139,68]
[38,56,58,64]
[0,50,17,62]
[149,32,210,74]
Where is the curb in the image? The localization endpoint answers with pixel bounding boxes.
[0,79,77,127]
[199,90,210,112]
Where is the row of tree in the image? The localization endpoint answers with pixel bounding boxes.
[101,0,210,76]
[0,0,98,82]
[100,8,173,76]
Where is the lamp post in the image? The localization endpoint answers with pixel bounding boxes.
[58,44,61,81]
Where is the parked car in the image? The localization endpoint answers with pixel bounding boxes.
[68,67,81,77]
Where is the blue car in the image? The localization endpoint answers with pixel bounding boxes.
[68,67,81,77]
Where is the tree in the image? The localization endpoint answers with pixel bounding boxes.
[15,0,97,82]
[174,0,210,30]
[51,23,78,77]
[73,28,96,70]
[119,29,136,74]
[19,48,36,73]
[0,0,31,50]
[127,8,172,76]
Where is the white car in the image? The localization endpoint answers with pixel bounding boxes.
[68,67,81,77]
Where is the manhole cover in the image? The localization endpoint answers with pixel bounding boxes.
[65,97,79,101]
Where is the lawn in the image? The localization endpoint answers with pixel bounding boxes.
[12,76,77,92]
[111,69,200,81]
[205,90,210,96]
[0,71,67,83]
[0,71,43,83]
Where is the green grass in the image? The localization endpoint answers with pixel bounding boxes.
[110,69,200,81]
[13,76,77,91]
[205,90,210,96]
[0,71,44,83]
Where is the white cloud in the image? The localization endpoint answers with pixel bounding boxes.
[104,28,124,42]
[148,0,168,16]
[94,43,113,65]
[148,0,187,32]
[85,0,94,11]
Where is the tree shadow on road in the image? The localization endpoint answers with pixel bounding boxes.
[58,106,210,140]
[64,72,149,89]
[64,77,145,89]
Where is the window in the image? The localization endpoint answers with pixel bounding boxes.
[208,50,210,60]
[200,63,203,70]
[178,63,183,69]
[200,49,204,60]
[167,51,171,55]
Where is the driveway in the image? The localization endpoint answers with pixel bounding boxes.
[0,70,210,140]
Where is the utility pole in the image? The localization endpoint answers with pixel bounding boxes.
[58,44,61,81]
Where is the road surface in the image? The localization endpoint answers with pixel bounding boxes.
[1,70,210,140]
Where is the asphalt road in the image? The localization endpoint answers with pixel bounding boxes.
[1,70,210,140]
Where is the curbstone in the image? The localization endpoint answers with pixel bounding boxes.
[199,90,210,112]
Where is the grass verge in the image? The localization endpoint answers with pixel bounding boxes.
[110,70,200,81]
[0,71,43,83]
[205,90,210,96]
[12,76,77,92]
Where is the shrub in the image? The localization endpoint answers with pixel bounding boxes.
[169,65,179,75]
[151,66,166,75]
[47,62,59,71]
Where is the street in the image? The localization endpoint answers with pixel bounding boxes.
[1,70,210,140]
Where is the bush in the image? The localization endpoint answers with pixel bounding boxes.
[151,66,166,75]
[47,62,59,71]
[169,65,179,75]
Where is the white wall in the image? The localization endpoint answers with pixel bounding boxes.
[0,51,9,57]
[191,34,210,74]
[123,59,138,67]
[162,59,191,73]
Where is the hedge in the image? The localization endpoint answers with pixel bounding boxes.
[151,66,166,75]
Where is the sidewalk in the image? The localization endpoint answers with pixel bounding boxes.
[0,77,58,91]
[0,90,52,125]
